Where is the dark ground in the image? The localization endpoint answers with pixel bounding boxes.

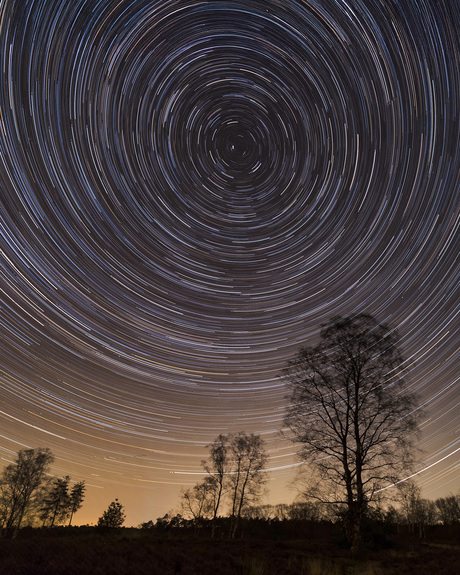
[0,523,458,575]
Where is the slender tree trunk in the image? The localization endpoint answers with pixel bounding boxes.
[5,495,24,538]
[229,467,241,538]
[50,504,58,528]
[350,508,362,555]
[12,506,26,539]
[211,482,223,538]
[342,436,358,552]
[230,516,237,539]
[5,498,19,534]
[232,472,250,539]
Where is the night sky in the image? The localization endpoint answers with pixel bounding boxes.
[0,0,458,527]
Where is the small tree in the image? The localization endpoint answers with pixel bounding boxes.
[40,475,71,527]
[97,499,126,528]
[155,513,184,532]
[0,448,54,538]
[180,481,213,524]
[284,314,421,553]
[68,481,86,526]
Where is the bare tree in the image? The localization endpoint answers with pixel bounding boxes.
[201,434,231,536]
[228,432,268,538]
[180,481,213,524]
[397,480,422,534]
[284,314,421,553]
[68,481,86,526]
[396,480,437,537]
[435,494,460,526]
[0,448,54,538]
[182,432,268,538]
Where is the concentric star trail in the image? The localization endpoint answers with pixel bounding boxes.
[0,0,458,524]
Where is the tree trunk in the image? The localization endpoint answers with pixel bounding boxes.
[50,505,58,528]
[350,516,362,555]
[12,506,26,540]
[229,515,238,539]
[346,503,362,555]
[211,483,223,538]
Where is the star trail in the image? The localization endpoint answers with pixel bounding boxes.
[0,0,458,525]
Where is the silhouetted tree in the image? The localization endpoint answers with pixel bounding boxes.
[140,519,154,529]
[202,434,231,536]
[40,475,71,527]
[435,494,460,525]
[155,513,184,532]
[284,314,421,553]
[68,481,86,526]
[97,499,126,528]
[182,432,268,538]
[396,480,437,537]
[0,448,54,538]
[180,481,213,524]
[228,432,268,538]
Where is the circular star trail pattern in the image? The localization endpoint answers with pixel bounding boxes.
[0,0,458,523]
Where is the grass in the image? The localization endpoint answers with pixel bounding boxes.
[0,526,458,575]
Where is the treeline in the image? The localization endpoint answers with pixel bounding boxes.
[1,445,458,545]
[246,491,460,533]
[140,492,460,544]
[0,448,86,538]
[386,480,460,537]
[142,433,459,541]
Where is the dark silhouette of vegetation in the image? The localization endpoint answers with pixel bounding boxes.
[382,481,460,539]
[0,448,86,536]
[0,456,457,574]
[39,476,86,527]
[1,312,456,572]
[284,314,422,553]
[0,447,54,538]
[68,480,86,526]
[180,482,213,530]
[179,432,268,538]
[153,491,460,543]
[97,499,126,528]
[436,494,460,526]
[1,511,450,575]
[40,475,71,527]
[1,525,457,575]
[228,432,267,538]
[202,433,230,536]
